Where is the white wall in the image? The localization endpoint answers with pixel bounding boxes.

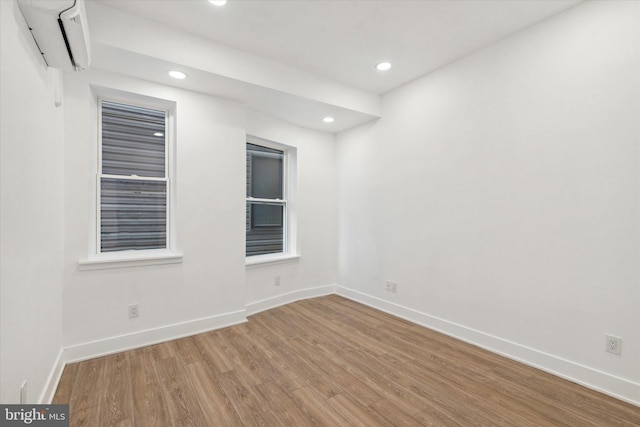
[61,72,340,360]
[0,1,65,403]
[245,111,338,313]
[337,0,640,404]
[63,70,248,359]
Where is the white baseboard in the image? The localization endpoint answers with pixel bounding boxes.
[40,348,65,404]
[246,284,337,316]
[335,285,640,408]
[64,309,247,364]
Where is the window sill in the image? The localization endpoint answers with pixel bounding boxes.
[78,251,183,271]
[246,254,300,268]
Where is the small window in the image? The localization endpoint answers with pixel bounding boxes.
[98,100,170,253]
[246,142,287,256]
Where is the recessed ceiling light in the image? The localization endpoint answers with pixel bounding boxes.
[153,132,164,137]
[168,70,187,79]
[376,62,392,71]
[323,117,335,123]
[209,0,227,6]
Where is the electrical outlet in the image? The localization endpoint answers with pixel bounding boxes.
[128,303,139,319]
[275,276,280,287]
[605,335,622,355]
[385,280,398,294]
[20,381,27,404]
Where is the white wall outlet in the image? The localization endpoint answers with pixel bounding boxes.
[275,276,281,286]
[20,381,27,404]
[128,303,140,319]
[385,280,398,294]
[605,335,622,355]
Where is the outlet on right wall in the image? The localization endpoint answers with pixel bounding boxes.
[337,0,639,405]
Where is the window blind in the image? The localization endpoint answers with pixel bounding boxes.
[100,101,168,252]
[101,101,166,178]
[246,143,285,256]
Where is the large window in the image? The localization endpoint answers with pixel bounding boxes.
[98,100,170,253]
[246,141,288,257]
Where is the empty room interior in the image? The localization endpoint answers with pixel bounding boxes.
[1,0,640,424]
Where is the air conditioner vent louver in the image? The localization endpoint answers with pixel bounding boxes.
[17,0,91,71]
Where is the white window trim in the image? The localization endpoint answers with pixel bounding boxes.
[78,250,183,271]
[245,253,301,268]
[79,87,182,270]
[245,135,298,266]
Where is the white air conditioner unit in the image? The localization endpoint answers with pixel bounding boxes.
[17,0,90,71]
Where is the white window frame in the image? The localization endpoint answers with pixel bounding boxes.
[245,135,299,267]
[79,88,181,270]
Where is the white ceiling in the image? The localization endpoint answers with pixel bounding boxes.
[91,0,581,95]
[86,0,582,132]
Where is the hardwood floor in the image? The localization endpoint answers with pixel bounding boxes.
[53,295,640,426]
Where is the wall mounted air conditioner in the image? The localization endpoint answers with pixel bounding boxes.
[17,0,90,71]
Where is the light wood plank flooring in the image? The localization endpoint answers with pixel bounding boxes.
[53,295,640,426]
